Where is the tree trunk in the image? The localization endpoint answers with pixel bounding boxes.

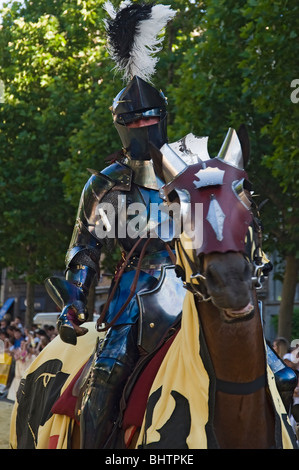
[278,255,299,341]
[25,279,35,328]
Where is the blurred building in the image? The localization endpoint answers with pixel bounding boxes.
[1,255,298,338]
[260,252,299,343]
[0,268,111,324]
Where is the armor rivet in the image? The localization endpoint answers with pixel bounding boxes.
[150,322,155,328]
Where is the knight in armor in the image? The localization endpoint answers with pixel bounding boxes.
[44,1,297,449]
[45,2,182,449]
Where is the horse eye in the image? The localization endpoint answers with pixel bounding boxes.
[232,179,252,209]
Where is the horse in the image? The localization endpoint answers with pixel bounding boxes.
[10,128,297,449]
[116,127,297,449]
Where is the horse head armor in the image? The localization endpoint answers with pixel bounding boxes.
[153,127,253,257]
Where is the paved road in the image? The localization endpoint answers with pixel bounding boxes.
[0,398,14,449]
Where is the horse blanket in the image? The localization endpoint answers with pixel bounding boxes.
[10,322,102,449]
[135,234,297,449]
[9,236,297,449]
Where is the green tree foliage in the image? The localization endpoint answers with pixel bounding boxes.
[239,0,299,339]
[169,0,299,339]
[0,0,298,334]
[240,0,299,251]
[0,0,120,324]
[170,0,248,141]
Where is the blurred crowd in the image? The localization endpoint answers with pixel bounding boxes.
[272,336,299,440]
[1,311,299,443]
[0,314,58,401]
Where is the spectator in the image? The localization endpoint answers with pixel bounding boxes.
[273,337,290,359]
[7,339,37,401]
[11,316,24,334]
[282,347,299,441]
[0,319,9,332]
[0,328,9,343]
[45,325,57,341]
[6,325,16,342]
[4,336,15,354]
[3,313,12,324]
[2,322,54,400]
[12,328,25,349]
[34,335,50,354]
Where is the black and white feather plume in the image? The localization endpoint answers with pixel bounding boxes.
[103,1,176,82]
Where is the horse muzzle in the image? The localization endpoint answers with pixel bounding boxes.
[202,252,254,321]
[221,301,255,322]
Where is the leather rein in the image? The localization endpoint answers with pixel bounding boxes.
[96,237,176,332]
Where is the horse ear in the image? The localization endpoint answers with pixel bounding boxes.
[217,128,244,169]
[237,124,250,169]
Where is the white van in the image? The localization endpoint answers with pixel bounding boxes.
[33,312,59,327]
[33,312,99,327]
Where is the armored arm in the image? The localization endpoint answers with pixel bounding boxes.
[45,162,132,344]
[45,200,103,344]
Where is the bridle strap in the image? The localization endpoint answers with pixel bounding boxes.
[176,239,199,276]
[216,373,267,395]
[97,236,148,331]
[176,239,211,301]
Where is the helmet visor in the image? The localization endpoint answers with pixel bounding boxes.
[115,108,162,125]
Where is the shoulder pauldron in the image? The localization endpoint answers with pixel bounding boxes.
[66,161,133,267]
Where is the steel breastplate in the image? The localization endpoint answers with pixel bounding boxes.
[137,265,185,354]
[66,161,176,268]
[103,265,185,356]
[116,183,172,255]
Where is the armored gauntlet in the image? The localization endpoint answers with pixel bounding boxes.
[45,273,92,345]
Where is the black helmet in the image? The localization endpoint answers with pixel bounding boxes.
[112,76,168,160]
